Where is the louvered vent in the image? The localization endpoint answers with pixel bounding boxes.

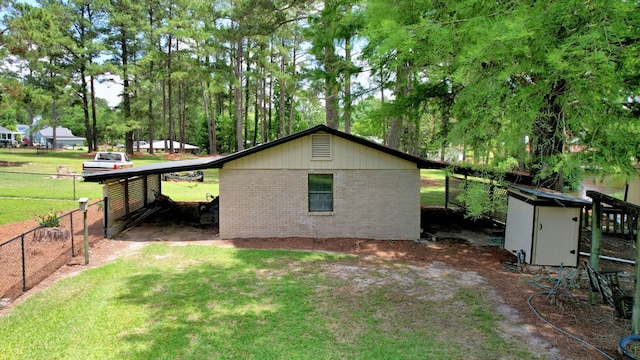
[311,134,332,160]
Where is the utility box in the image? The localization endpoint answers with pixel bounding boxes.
[504,186,591,267]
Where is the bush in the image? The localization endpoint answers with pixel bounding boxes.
[36,211,61,227]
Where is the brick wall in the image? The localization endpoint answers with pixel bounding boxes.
[219,169,420,240]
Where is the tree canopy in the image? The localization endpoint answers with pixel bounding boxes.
[0,0,637,189]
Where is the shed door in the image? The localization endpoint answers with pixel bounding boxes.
[534,207,580,267]
[504,196,534,263]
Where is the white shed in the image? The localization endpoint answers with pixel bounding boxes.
[504,186,591,267]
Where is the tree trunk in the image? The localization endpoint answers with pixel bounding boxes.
[531,79,567,191]
[80,65,92,152]
[279,46,286,137]
[253,77,259,146]
[51,99,57,150]
[380,70,387,144]
[288,37,296,135]
[121,28,133,155]
[235,38,244,150]
[244,52,250,146]
[324,41,339,129]
[89,74,98,152]
[344,35,352,134]
[27,104,34,146]
[268,44,273,139]
[167,34,174,153]
[259,44,267,144]
[180,84,186,153]
[208,86,217,155]
[148,97,154,154]
[199,71,214,155]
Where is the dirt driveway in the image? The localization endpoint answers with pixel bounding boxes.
[0,208,634,360]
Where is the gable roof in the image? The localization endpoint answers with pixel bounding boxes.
[0,126,17,134]
[84,125,446,182]
[218,125,442,168]
[37,126,86,140]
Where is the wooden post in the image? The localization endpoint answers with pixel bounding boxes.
[633,216,640,334]
[587,190,640,331]
[589,200,602,305]
[83,210,89,265]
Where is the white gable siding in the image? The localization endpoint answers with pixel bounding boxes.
[224,132,416,170]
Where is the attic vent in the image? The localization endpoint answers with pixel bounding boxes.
[311,134,332,160]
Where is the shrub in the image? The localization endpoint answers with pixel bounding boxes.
[36,211,61,227]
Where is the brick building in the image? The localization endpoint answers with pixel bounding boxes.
[85,125,440,240]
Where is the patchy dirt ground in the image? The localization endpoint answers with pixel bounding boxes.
[0,206,635,359]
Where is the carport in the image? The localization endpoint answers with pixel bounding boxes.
[83,157,224,237]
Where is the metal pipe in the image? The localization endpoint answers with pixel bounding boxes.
[579,251,636,265]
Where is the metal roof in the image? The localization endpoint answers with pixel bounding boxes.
[509,186,591,206]
[0,126,15,134]
[83,125,447,182]
[83,156,224,182]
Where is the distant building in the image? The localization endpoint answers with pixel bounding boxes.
[34,126,86,148]
[0,126,19,147]
[139,140,200,154]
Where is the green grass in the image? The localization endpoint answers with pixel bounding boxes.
[0,244,541,360]
[0,148,221,225]
[421,169,446,206]
[0,198,81,224]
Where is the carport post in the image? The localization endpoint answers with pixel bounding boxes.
[589,199,602,305]
[633,216,640,334]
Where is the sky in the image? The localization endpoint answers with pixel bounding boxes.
[94,75,122,108]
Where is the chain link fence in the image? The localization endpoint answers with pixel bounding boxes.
[0,171,87,200]
[446,175,508,223]
[0,201,103,307]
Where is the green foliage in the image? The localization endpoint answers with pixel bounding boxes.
[35,211,60,227]
[0,0,638,184]
[456,178,507,221]
[456,182,493,221]
[492,157,520,174]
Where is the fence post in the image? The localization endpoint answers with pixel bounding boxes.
[589,200,602,305]
[20,234,26,292]
[489,182,495,219]
[79,198,89,265]
[445,176,449,209]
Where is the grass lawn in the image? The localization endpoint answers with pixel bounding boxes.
[0,148,221,225]
[421,169,446,206]
[0,244,540,360]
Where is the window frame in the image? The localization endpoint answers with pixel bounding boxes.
[308,173,334,212]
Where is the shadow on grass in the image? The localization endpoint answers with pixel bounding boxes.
[114,246,343,359]
[0,160,30,167]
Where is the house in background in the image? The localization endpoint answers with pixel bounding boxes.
[0,126,19,147]
[140,140,200,154]
[85,125,442,240]
[34,126,86,148]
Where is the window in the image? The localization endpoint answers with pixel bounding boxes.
[308,174,333,212]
